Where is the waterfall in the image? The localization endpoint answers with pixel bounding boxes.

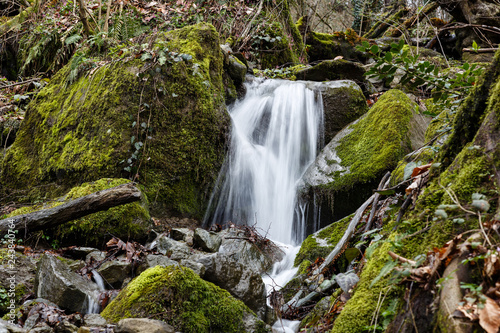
[205,78,323,245]
[85,270,106,314]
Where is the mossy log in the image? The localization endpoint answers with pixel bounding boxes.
[0,183,141,233]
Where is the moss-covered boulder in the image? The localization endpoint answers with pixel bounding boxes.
[300,89,430,227]
[7,178,151,247]
[100,265,269,333]
[0,23,230,218]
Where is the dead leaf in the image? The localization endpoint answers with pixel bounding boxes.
[478,297,500,333]
[484,251,500,279]
[411,163,432,178]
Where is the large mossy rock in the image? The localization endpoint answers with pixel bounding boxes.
[300,89,430,229]
[0,23,230,218]
[7,178,151,247]
[100,266,268,333]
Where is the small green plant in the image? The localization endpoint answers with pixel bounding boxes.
[460,282,487,309]
[357,40,484,111]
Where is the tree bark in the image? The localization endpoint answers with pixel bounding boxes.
[77,0,91,36]
[0,183,142,233]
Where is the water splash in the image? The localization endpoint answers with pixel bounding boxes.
[85,270,106,314]
[205,78,323,244]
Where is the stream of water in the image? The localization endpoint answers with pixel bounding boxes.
[205,78,323,244]
[205,78,324,332]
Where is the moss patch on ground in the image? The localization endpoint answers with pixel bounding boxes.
[101,265,263,333]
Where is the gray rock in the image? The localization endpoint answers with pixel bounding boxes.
[96,260,131,288]
[227,55,247,84]
[0,319,26,333]
[218,228,281,274]
[136,254,179,274]
[304,80,368,145]
[193,228,221,252]
[62,247,99,260]
[85,251,106,263]
[156,236,193,261]
[26,324,53,333]
[169,228,193,241]
[83,314,107,327]
[179,259,206,276]
[197,253,267,320]
[54,321,78,333]
[115,318,175,333]
[34,254,100,313]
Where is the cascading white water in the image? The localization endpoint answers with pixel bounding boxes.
[85,270,106,314]
[205,78,323,245]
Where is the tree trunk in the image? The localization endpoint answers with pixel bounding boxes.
[77,0,91,36]
[0,183,142,233]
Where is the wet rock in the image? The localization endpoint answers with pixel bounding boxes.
[227,55,247,85]
[96,260,131,289]
[156,235,193,261]
[179,259,205,276]
[169,228,192,242]
[34,254,100,313]
[305,80,368,145]
[136,254,179,274]
[197,253,267,320]
[193,228,221,252]
[115,318,174,333]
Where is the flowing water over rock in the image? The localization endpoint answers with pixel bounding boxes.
[205,78,324,245]
[205,78,324,332]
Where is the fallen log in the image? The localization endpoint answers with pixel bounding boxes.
[0,183,142,234]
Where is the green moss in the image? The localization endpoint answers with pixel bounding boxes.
[327,90,417,191]
[331,241,399,333]
[294,215,351,267]
[401,145,495,256]
[438,46,500,167]
[1,23,230,218]
[258,22,298,69]
[8,178,151,247]
[101,265,260,333]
